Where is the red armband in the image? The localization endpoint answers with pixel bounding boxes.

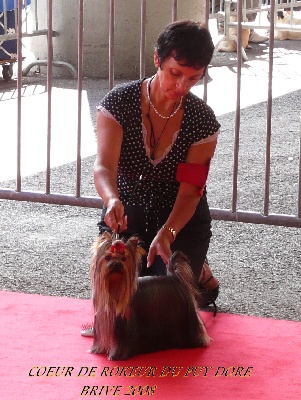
[176,161,211,196]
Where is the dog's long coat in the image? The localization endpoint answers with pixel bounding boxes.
[90,233,209,360]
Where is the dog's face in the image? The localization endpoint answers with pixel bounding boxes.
[102,240,131,272]
[267,10,285,23]
[90,232,145,317]
[267,10,301,40]
[92,233,143,283]
[267,9,301,24]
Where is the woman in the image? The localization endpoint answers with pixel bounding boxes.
[94,20,220,307]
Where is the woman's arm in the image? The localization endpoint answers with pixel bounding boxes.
[147,138,217,266]
[94,110,127,232]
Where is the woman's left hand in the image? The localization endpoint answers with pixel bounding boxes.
[147,229,173,267]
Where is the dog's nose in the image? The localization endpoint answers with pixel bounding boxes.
[109,262,123,273]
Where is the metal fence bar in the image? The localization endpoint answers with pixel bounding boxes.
[140,0,146,78]
[211,0,216,14]
[13,0,17,33]
[299,116,301,218]
[231,0,243,213]
[0,188,103,208]
[23,0,28,32]
[109,0,115,90]
[45,0,53,195]
[172,0,178,21]
[210,208,301,228]
[16,0,23,192]
[264,0,275,216]
[3,0,7,34]
[76,0,84,198]
[202,0,211,103]
[1,186,300,228]
[15,0,22,192]
[204,0,210,27]
[34,0,38,30]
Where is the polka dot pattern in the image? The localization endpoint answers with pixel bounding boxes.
[99,79,221,214]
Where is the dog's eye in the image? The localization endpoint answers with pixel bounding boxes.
[105,255,111,261]
[121,256,126,262]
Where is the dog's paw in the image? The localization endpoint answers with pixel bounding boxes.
[89,345,106,355]
[108,347,131,361]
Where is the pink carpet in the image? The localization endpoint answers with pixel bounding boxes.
[0,291,300,400]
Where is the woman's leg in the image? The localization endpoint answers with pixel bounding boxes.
[170,195,212,279]
[169,195,219,309]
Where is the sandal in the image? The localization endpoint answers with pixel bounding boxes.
[198,258,219,316]
[81,323,94,337]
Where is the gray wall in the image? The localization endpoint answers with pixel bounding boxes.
[30,0,206,79]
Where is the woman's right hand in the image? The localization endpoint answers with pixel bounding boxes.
[147,228,173,268]
[104,199,127,233]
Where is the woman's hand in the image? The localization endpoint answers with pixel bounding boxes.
[104,199,128,233]
[147,228,173,267]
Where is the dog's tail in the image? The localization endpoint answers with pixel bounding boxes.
[167,251,200,300]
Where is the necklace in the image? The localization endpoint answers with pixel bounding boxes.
[146,97,177,160]
[147,76,183,119]
[129,79,178,200]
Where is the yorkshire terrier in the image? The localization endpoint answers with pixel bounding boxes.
[89,232,210,360]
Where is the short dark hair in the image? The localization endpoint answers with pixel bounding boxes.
[155,20,214,69]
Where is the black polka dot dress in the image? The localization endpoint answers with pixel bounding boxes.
[99,78,220,212]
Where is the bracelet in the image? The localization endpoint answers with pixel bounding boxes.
[162,225,177,241]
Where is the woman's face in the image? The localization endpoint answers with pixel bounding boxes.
[154,52,206,101]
